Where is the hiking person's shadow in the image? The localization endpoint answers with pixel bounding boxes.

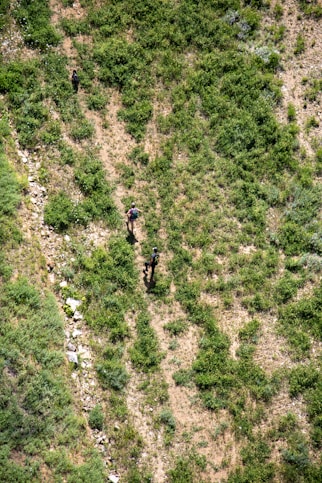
[125,230,138,245]
[143,272,156,291]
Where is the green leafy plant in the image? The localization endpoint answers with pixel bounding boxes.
[88,405,104,430]
[294,34,305,55]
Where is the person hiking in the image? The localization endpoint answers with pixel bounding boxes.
[126,202,141,234]
[71,70,80,93]
[143,247,159,281]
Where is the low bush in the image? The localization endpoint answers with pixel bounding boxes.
[88,405,104,430]
[238,319,261,343]
[159,409,176,432]
[278,283,322,341]
[70,118,94,141]
[44,191,75,232]
[0,0,10,30]
[294,34,305,55]
[163,319,188,336]
[274,274,301,304]
[289,365,319,397]
[13,0,61,50]
[96,360,129,390]
[130,312,163,371]
[86,88,107,111]
[172,369,194,386]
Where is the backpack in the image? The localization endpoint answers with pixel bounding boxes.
[152,253,159,265]
[72,72,79,83]
[131,208,138,220]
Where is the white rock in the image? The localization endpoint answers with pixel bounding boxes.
[64,234,71,242]
[72,329,83,338]
[67,351,78,365]
[108,474,119,483]
[78,346,91,359]
[60,281,68,288]
[66,298,82,313]
[73,310,83,321]
[67,342,77,352]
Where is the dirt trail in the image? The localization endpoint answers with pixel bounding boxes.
[49,3,241,478]
[49,1,171,479]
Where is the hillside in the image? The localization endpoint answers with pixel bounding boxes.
[0,1,321,482]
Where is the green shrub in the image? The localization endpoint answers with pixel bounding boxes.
[44,191,75,232]
[116,163,135,188]
[13,0,62,50]
[88,405,104,430]
[279,221,308,255]
[278,284,322,341]
[163,319,188,336]
[278,413,298,435]
[294,34,305,55]
[60,18,88,36]
[130,312,163,371]
[173,369,194,387]
[227,463,275,483]
[59,143,78,166]
[70,118,94,141]
[0,152,21,221]
[273,3,283,20]
[289,365,319,397]
[86,88,107,111]
[96,360,129,390]
[287,103,296,122]
[167,457,194,483]
[274,274,300,303]
[306,116,319,130]
[159,409,176,433]
[5,277,40,309]
[40,120,62,144]
[0,0,10,30]
[238,319,261,343]
[128,146,149,165]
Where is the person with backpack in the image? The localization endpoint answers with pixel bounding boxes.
[71,70,80,93]
[126,202,142,234]
[143,247,159,280]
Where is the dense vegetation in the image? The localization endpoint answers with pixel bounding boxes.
[0,0,321,481]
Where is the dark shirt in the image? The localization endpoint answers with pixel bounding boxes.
[151,252,158,266]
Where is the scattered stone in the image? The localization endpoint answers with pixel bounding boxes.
[72,329,82,338]
[108,474,120,483]
[73,310,83,321]
[66,298,82,313]
[78,346,91,359]
[48,272,55,283]
[67,351,78,365]
[60,280,68,288]
[67,342,77,352]
[64,234,71,242]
